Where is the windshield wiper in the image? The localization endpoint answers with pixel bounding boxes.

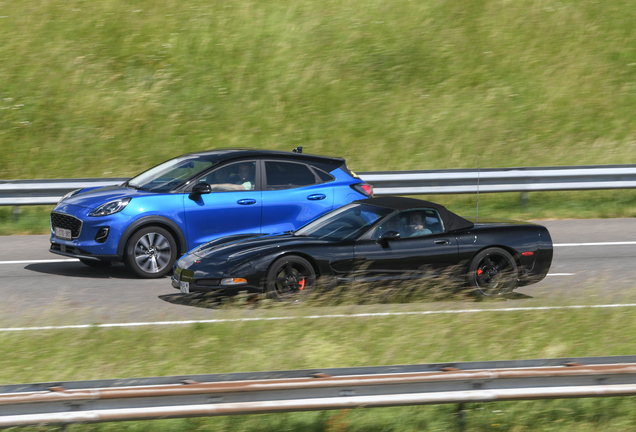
[124,183,143,191]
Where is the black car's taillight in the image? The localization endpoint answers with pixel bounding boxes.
[351,183,373,197]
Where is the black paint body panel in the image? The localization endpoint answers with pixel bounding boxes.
[172,200,553,295]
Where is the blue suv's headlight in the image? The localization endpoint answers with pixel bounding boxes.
[89,197,131,217]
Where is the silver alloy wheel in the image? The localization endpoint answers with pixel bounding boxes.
[133,232,172,273]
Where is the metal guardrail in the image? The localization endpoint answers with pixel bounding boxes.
[2,356,636,427]
[0,178,128,206]
[2,164,636,206]
[360,164,636,195]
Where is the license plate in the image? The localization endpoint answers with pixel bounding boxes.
[55,227,72,240]
[180,281,190,294]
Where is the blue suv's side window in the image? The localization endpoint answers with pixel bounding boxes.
[200,161,257,192]
[265,161,319,190]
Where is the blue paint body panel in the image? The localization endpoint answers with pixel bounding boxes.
[49,150,371,271]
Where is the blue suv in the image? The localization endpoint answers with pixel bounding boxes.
[49,148,373,278]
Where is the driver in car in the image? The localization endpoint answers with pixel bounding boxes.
[406,212,432,237]
[210,163,255,191]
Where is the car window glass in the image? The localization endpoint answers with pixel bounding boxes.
[265,161,318,190]
[295,204,392,240]
[400,209,444,237]
[371,213,402,240]
[128,156,216,192]
[200,161,256,192]
[313,168,335,183]
[371,208,444,239]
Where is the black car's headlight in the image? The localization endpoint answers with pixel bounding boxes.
[58,189,82,204]
[89,197,131,217]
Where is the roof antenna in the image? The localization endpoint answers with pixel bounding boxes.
[292,146,303,153]
[476,156,481,223]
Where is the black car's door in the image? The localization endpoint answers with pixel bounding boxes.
[349,208,461,281]
[351,234,460,281]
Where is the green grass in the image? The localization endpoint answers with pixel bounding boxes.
[4,0,636,228]
[2,0,636,181]
[3,306,636,430]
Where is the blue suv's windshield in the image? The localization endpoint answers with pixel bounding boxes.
[127,156,217,192]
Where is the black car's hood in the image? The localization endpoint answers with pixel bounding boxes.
[191,233,337,260]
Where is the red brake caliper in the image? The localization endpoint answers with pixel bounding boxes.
[298,279,305,290]
[477,269,483,277]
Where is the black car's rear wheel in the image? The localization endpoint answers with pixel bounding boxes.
[266,256,316,301]
[467,247,518,296]
[124,226,177,278]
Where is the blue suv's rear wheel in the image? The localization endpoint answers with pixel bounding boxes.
[124,226,177,278]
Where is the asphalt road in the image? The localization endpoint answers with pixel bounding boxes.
[2,218,636,327]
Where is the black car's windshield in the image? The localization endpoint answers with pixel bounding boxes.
[127,156,217,192]
[295,203,393,240]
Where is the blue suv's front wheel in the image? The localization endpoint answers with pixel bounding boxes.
[124,226,177,278]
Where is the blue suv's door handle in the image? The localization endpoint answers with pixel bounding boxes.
[237,199,257,205]
[307,194,326,201]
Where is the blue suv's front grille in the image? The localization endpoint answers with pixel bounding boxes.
[51,212,82,238]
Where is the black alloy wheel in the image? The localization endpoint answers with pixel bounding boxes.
[124,226,177,278]
[467,247,518,296]
[266,256,316,301]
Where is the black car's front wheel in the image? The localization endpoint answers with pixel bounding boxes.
[124,226,177,278]
[266,256,316,301]
[467,247,518,296]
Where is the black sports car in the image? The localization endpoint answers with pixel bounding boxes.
[171,197,553,299]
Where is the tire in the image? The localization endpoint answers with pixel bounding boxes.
[124,226,177,278]
[79,259,112,268]
[266,255,316,301]
[467,247,518,296]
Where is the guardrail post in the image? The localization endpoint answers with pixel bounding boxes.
[11,206,21,221]
[456,403,466,432]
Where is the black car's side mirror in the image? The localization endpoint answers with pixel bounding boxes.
[189,183,212,201]
[377,230,400,247]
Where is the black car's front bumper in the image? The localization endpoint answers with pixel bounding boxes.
[171,264,263,296]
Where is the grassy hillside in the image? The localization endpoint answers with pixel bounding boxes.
[2,0,636,181]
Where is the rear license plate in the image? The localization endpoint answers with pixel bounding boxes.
[180,281,190,294]
[55,227,72,240]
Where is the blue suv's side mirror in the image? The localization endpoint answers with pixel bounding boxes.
[189,183,212,201]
